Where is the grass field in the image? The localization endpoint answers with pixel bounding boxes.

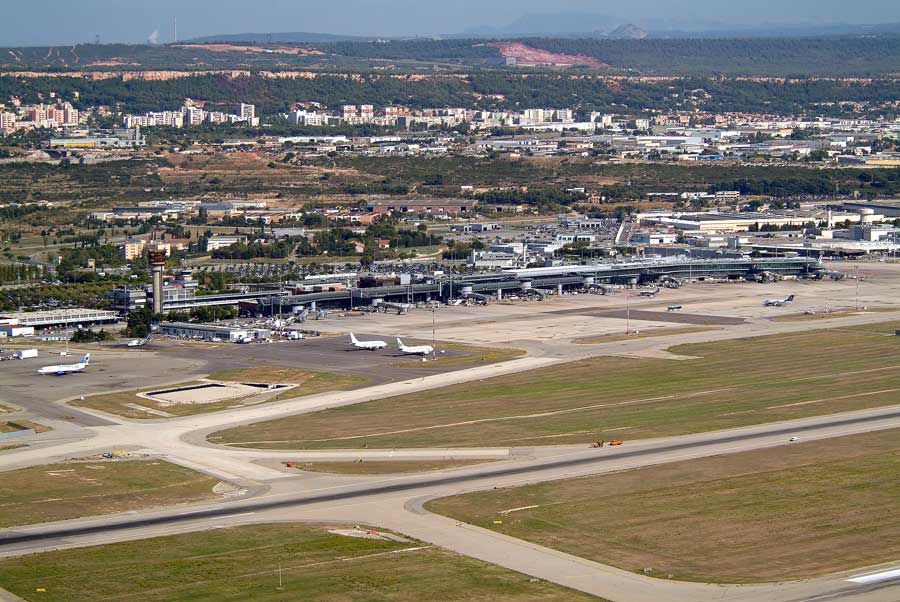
[288,459,496,475]
[0,524,597,602]
[214,321,900,449]
[428,428,900,583]
[0,461,220,528]
[72,367,369,419]
[575,326,717,344]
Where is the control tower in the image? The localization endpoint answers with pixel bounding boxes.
[148,250,167,314]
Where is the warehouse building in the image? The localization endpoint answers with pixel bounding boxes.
[158,322,271,343]
[0,309,119,330]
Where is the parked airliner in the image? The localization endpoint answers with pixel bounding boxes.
[397,338,434,356]
[38,354,90,375]
[349,333,387,350]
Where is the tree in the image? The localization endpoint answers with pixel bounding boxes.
[125,306,155,338]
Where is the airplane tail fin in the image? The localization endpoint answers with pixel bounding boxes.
[350,332,358,344]
[787,295,795,302]
[81,353,91,365]
[396,338,404,348]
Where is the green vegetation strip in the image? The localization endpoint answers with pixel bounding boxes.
[429,428,900,583]
[0,461,219,529]
[214,321,900,449]
[0,524,596,602]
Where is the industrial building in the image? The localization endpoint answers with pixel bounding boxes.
[366,199,478,216]
[637,212,812,233]
[0,309,119,329]
[158,322,271,343]
[842,200,900,218]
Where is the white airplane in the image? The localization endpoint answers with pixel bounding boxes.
[396,338,434,356]
[639,287,660,298]
[764,294,795,307]
[667,305,684,312]
[127,335,150,347]
[38,353,90,375]
[349,332,387,350]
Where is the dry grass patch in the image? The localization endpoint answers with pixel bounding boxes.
[429,428,900,583]
[72,367,369,419]
[0,524,598,602]
[213,321,900,450]
[209,366,369,402]
[0,420,51,434]
[0,460,220,528]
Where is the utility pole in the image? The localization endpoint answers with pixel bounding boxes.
[432,308,436,361]
[855,265,861,312]
[625,284,631,335]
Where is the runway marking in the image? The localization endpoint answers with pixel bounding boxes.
[847,567,900,584]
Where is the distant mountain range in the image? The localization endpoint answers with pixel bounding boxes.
[186,31,374,44]
[460,14,900,39]
[186,18,900,46]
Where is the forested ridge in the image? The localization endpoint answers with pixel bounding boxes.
[3,73,900,117]
[3,35,900,77]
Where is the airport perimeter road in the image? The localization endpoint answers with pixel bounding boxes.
[2,406,900,602]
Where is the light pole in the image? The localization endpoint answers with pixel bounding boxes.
[432,308,436,361]
[625,284,631,335]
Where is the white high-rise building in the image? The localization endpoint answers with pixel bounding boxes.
[184,106,205,126]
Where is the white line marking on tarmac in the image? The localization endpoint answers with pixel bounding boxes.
[848,568,900,584]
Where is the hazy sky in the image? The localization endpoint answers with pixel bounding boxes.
[4,0,900,46]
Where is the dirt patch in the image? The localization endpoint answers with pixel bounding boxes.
[175,44,324,56]
[490,42,608,69]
